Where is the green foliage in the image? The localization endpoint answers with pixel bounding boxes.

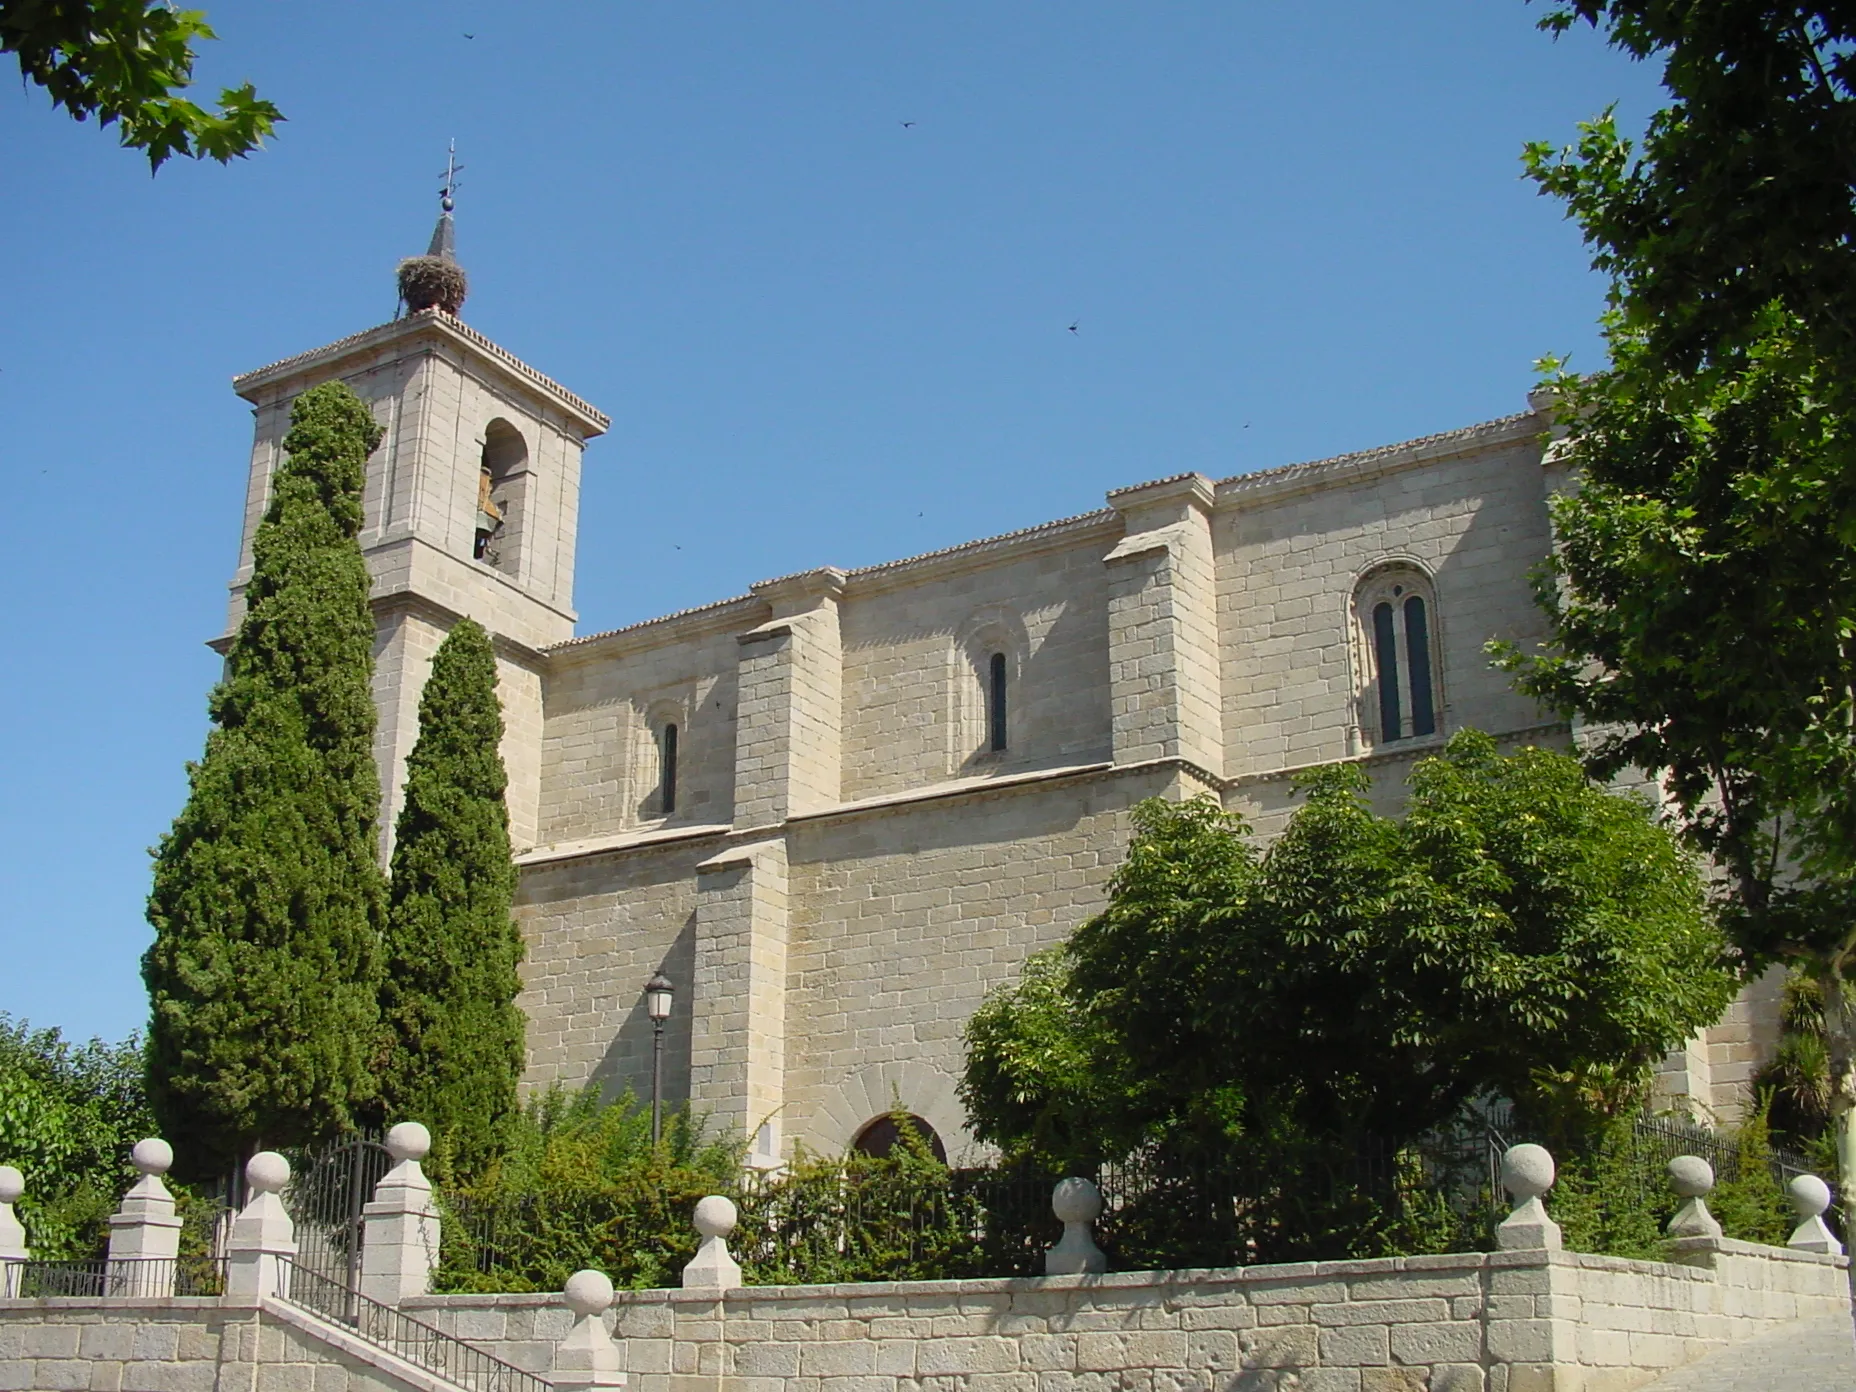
[1499,319,1856,971]
[962,733,1735,1259]
[0,1016,152,1259]
[2,1,281,169]
[1551,1109,1795,1259]
[1527,4,1856,377]
[379,619,524,1185]
[1753,970,1834,1149]
[733,1115,999,1285]
[1511,4,1856,1188]
[144,381,388,1177]
[433,1087,740,1293]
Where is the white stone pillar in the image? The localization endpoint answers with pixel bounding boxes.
[1496,1144,1562,1251]
[690,840,789,1162]
[0,1165,26,1298]
[1665,1155,1724,1240]
[1043,1178,1108,1275]
[1104,474,1224,775]
[1787,1173,1844,1255]
[552,1269,628,1392]
[359,1122,442,1305]
[106,1139,183,1297]
[226,1152,297,1300]
[733,568,845,828]
[681,1196,741,1292]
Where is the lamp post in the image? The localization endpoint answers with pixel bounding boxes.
[645,972,674,1145]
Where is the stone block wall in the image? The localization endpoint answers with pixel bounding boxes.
[0,1299,429,1392]
[1214,420,1556,780]
[402,1239,1850,1392]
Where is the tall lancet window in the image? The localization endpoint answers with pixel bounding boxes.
[660,723,679,815]
[988,652,1009,752]
[1359,570,1441,745]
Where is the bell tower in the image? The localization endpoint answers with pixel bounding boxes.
[220,174,609,850]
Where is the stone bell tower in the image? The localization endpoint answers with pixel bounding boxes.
[219,173,609,850]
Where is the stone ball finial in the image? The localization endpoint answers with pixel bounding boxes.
[131,1138,174,1177]
[1790,1173,1833,1219]
[1668,1155,1714,1199]
[246,1151,291,1196]
[0,1165,22,1204]
[1501,1144,1556,1201]
[1052,1177,1104,1225]
[386,1122,432,1163]
[564,1268,615,1319]
[693,1195,738,1239]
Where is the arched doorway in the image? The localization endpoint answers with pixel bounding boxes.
[852,1113,948,1165]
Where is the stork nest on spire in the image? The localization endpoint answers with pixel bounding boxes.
[397,256,468,315]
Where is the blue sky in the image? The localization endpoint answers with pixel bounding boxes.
[0,2,1659,1044]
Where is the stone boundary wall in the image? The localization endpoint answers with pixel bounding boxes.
[403,1239,1849,1392]
[0,1240,1845,1392]
[0,1297,432,1392]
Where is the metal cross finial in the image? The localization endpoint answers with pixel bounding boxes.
[439,139,463,213]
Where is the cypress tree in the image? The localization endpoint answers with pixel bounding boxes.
[378,618,525,1183]
[144,382,387,1175]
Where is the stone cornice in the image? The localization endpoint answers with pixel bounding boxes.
[837,510,1121,596]
[231,309,610,437]
[543,594,769,666]
[1210,410,1543,509]
[514,756,1223,872]
[1221,721,1571,792]
[209,586,557,665]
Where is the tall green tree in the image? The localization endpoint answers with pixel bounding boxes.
[3,1,280,169]
[144,382,386,1176]
[1507,1,1856,1204]
[1530,3,1856,374]
[378,618,525,1183]
[963,733,1733,1192]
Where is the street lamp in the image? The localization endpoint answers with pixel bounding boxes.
[645,972,674,1145]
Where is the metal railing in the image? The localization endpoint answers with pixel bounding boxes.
[277,1258,552,1392]
[8,1257,229,1298]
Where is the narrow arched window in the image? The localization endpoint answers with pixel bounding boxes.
[660,723,678,815]
[1359,570,1442,745]
[987,652,1008,752]
[1404,596,1435,737]
[1372,602,1401,743]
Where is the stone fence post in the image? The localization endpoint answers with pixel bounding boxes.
[681,1195,741,1292]
[227,1151,297,1300]
[106,1139,183,1296]
[1665,1156,1723,1240]
[1044,1177,1107,1275]
[1496,1143,1562,1250]
[360,1122,441,1305]
[0,1165,25,1298]
[1787,1173,1844,1255]
[552,1269,628,1392]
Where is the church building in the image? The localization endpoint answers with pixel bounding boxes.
[215,213,1779,1166]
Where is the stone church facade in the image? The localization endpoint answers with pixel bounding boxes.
[218,292,1777,1167]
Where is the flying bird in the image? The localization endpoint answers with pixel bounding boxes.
[900,121,916,128]
[463,32,475,39]
[1068,322,1079,334]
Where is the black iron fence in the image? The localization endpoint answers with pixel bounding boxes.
[438,1108,1838,1290]
[9,1257,228,1298]
[278,1258,551,1392]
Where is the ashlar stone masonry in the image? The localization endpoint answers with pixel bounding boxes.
[217,303,1774,1167]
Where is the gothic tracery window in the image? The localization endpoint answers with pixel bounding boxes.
[1358,568,1440,745]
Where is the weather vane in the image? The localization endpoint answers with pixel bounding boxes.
[439,139,463,213]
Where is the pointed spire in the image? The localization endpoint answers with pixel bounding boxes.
[398,141,468,316]
[428,141,460,262]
